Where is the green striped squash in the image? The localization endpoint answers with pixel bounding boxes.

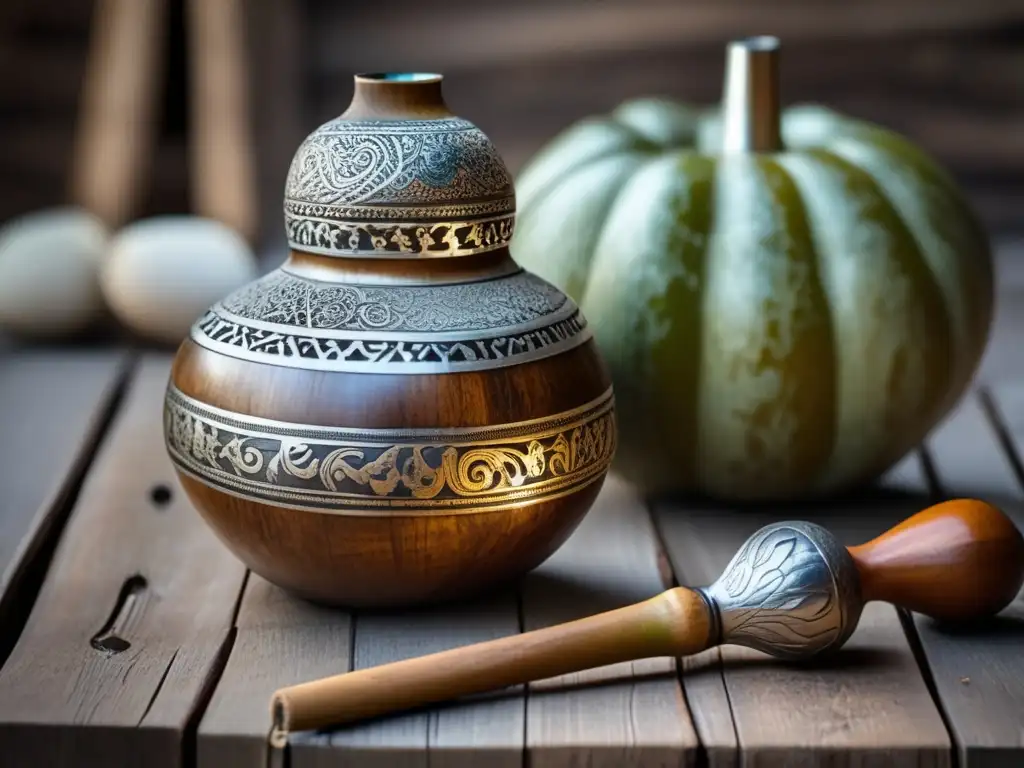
[511,99,994,501]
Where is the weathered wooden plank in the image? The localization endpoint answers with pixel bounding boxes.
[197,574,352,767]
[289,591,524,768]
[654,488,952,767]
[0,355,248,768]
[906,388,1024,767]
[0,350,129,660]
[678,648,737,768]
[523,474,699,768]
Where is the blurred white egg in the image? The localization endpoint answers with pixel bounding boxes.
[0,207,109,338]
[101,216,258,345]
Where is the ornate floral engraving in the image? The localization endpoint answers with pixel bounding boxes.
[286,118,513,207]
[219,270,569,333]
[704,522,861,658]
[164,385,616,514]
[284,117,514,256]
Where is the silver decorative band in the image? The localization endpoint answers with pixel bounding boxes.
[189,268,591,373]
[190,307,591,373]
[164,385,616,516]
[285,211,514,258]
[285,197,515,222]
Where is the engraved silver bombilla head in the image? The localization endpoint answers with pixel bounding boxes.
[700,521,864,660]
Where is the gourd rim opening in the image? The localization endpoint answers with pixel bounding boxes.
[354,72,443,83]
[731,35,779,52]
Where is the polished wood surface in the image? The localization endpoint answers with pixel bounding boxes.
[182,474,604,607]
[170,243,613,606]
[273,583,711,732]
[173,322,609,429]
[849,498,1024,620]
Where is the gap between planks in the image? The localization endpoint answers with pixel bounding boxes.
[203,474,702,768]
[4,351,1018,766]
[0,355,249,768]
[0,350,134,667]
[654,487,952,768]
[653,384,1024,768]
[905,386,1024,768]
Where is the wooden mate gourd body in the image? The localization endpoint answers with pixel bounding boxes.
[272,498,1024,733]
[162,73,615,607]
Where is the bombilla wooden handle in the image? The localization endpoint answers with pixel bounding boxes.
[269,499,1024,735]
[848,498,1024,621]
[271,587,713,734]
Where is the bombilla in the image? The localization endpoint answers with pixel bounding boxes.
[271,498,1024,736]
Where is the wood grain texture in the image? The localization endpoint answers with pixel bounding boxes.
[654,491,952,767]
[180,475,601,609]
[677,648,737,768]
[904,388,1024,767]
[272,584,711,732]
[172,322,610,429]
[197,574,352,768]
[289,591,523,768]
[523,473,699,768]
[169,251,614,606]
[0,350,128,658]
[0,355,248,768]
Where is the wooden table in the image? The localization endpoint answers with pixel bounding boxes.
[0,248,1022,768]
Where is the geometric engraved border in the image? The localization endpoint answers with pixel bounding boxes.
[190,308,592,374]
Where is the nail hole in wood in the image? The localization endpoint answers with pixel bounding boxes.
[93,635,132,654]
[91,574,148,655]
[150,484,172,507]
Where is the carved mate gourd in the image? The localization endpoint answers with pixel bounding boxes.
[271,498,1024,734]
[162,73,616,606]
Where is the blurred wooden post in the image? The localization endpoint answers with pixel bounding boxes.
[69,0,167,229]
[187,0,258,244]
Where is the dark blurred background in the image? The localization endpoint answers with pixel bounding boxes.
[2,0,1023,255]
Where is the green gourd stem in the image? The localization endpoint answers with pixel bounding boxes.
[722,36,783,153]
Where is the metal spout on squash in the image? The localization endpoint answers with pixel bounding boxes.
[721,36,783,153]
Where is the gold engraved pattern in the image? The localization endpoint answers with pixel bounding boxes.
[164,386,616,515]
[284,213,514,258]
